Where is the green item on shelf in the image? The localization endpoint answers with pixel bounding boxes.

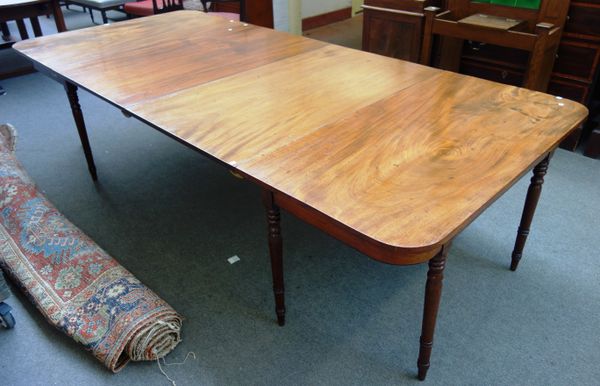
[516,0,541,9]
[490,0,518,6]
[489,0,541,9]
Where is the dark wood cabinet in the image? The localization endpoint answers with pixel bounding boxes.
[362,0,442,62]
[213,0,274,28]
[362,0,600,152]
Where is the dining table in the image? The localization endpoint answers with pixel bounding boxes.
[12,11,588,380]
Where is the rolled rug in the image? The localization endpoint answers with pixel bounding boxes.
[0,123,182,371]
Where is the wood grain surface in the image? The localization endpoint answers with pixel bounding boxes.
[14,11,588,264]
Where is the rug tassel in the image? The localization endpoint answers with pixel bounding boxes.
[156,351,197,386]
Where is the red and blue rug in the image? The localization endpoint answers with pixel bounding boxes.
[0,124,182,371]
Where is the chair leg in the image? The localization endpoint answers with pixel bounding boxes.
[1,22,11,42]
[30,17,43,37]
[239,0,247,22]
[101,10,108,24]
[16,19,29,40]
[89,8,95,23]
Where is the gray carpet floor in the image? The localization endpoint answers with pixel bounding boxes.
[1,8,600,386]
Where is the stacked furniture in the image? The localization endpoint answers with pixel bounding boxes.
[362,0,600,151]
[65,0,135,24]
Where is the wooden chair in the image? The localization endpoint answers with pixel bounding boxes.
[420,0,569,92]
[200,0,247,22]
[124,0,183,17]
[1,17,44,47]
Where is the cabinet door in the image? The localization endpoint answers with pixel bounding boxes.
[362,7,424,62]
[214,1,274,28]
[564,0,600,39]
[553,40,600,83]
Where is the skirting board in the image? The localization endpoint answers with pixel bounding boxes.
[303,7,352,31]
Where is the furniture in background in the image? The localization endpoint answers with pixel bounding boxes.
[65,0,133,24]
[584,128,600,158]
[0,124,15,330]
[0,267,15,329]
[419,0,569,93]
[123,0,182,17]
[0,0,66,40]
[0,0,66,79]
[210,0,273,28]
[362,0,442,62]
[362,0,600,152]
[200,0,246,22]
[14,11,587,380]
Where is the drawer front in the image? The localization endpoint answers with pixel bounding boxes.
[547,78,590,104]
[565,2,600,38]
[553,41,600,82]
[462,41,529,70]
[214,3,239,13]
[460,59,524,86]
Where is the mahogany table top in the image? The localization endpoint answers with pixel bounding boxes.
[14,11,588,262]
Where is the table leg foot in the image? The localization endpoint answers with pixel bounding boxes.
[510,155,550,271]
[262,190,286,326]
[64,82,98,181]
[417,244,449,381]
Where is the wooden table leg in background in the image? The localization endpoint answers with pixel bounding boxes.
[417,243,450,381]
[262,189,285,326]
[64,82,98,181]
[510,154,551,271]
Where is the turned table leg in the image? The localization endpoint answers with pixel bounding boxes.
[510,154,550,271]
[417,244,450,381]
[262,189,285,326]
[64,82,98,181]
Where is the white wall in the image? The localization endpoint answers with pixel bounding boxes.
[273,0,359,33]
[273,0,290,31]
[303,0,352,18]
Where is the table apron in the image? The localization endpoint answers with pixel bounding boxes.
[272,191,441,265]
